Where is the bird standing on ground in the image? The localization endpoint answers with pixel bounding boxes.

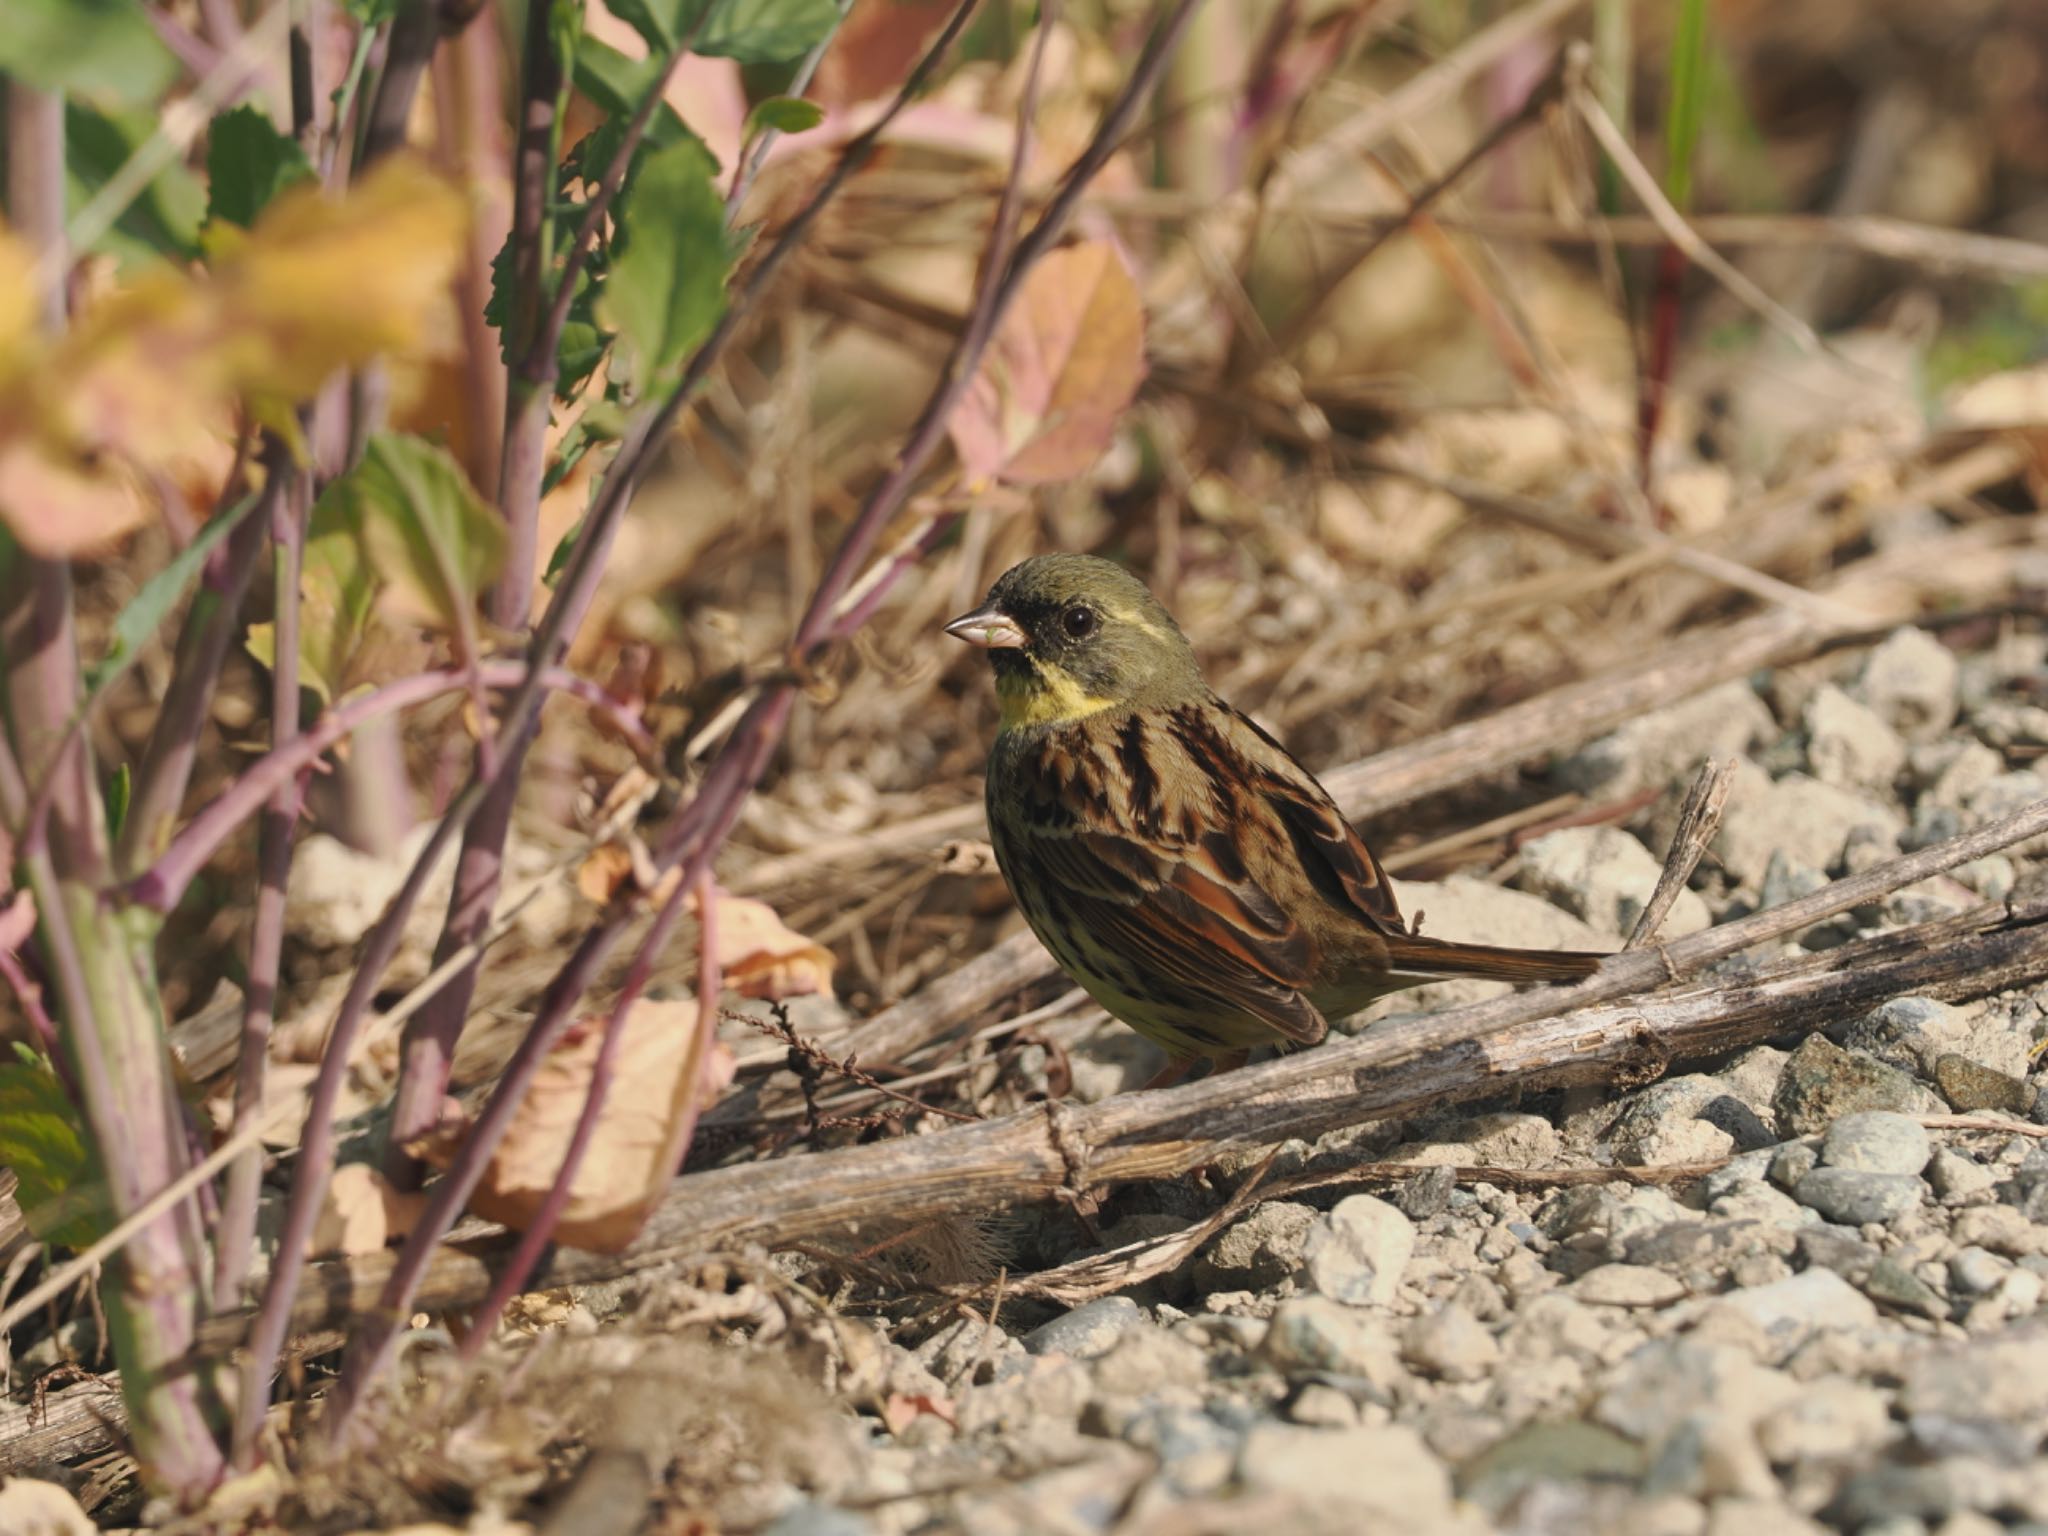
[946,554,1602,1090]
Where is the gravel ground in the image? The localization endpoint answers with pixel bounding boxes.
[695,624,2048,1536]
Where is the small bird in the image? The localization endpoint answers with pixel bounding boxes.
[946,554,1602,1090]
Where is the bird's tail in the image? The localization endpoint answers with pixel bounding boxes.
[1380,933,1603,986]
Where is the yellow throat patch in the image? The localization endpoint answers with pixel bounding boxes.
[997,657,1118,729]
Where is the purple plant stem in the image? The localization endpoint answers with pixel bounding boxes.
[322,0,1198,1434]
[212,456,310,1313]
[356,0,444,170]
[115,481,276,879]
[384,3,975,1168]
[130,662,646,915]
[387,1,690,1172]
[4,81,226,1499]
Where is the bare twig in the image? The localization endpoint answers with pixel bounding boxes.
[1625,758,1733,950]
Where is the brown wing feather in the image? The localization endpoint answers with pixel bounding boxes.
[1216,705,1406,935]
[994,712,1329,1046]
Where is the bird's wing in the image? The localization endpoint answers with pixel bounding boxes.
[1215,705,1407,937]
[1003,719,1327,1045]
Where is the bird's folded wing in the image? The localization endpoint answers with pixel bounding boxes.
[1226,709,1406,936]
[1017,823,1327,1045]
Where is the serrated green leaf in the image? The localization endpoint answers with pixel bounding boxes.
[0,1044,110,1250]
[0,0,177,106]
[205,104,316,230]
[597,136,728,383]
[339,434,509,641]
[744,95,824,136]
[698,0,839,64]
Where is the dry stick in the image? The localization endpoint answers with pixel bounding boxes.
[1266,0,1589,208]
[205,802,2048,1345]
[1624,758,1733,950]
[1564,47,1829,364]
[1283,210,2048,284]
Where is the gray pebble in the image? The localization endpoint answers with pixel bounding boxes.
[1859,1256,1947,1319]
[1933,1054,2035,1115]
[760,1505,876,1536]
[1820,1111,1931,1176]
[1769,1140,1820,1189]
[1792,1167,1925,1225]
[1023,1296,1143,1359]
[1948,1246,2010,1296]
[1774,1035,1936,1135]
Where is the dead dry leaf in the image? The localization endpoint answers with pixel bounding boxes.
[308,1161,426,1259]
[949,240,1147,487]
[466,999,736,1253]
[699,888,835,1000]
[0,1478,94,1536]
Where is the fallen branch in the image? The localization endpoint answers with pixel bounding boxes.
[188,802,2048,1351]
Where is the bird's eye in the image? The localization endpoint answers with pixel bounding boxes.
[1061,605,1098,639]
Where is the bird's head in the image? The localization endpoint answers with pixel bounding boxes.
[945,554,1203,729]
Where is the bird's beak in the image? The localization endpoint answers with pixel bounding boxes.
[943,605,1028,650]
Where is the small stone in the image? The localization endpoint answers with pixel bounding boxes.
[1829,1466,1964,1529]
[1715,770,1902,886]
[1605,1075,1770,1166]
[1769,1141,1820,1189]
[1836,996,1969,1074]
[1258,1298,1404,1384]
[1708,1267,1878,1353]
[1773,1035,1937,1135]
[1303,1195,1414,1307]
[1193,1201,1316,1290]
[1933,1054,2035,1115]
[1967,770,2048,857]
[1118,1404,1237,1497]
[1704,1500,1829,1536]
[1401,1301,1499,1382]
[1804,684,1907,791]
[1710,1181,1815,1229]
[1792,1167,1924,1225]
[1927,1148,1997,1203]
[760,1504,875,1536]
[1758,850,1829,913]
[1949,1247,2010,1296]
[1448,1111,1559,1168]
[1703,1147,1776,1201]
[1455,1420,1645,1513]
[1857,627,1960,740]
[1286,1382,1360,1428]
[1953,855,2017,901]
[1860,1257,1947,1319]
[1393,1164,1456,1220]
[1755,1377,1891,1463]
[1951,1204,2047,1257]
[1561,682,1775,798]
[1517,825,1711,939]
[1900,1331,2048,1420]
[1716,1047,1791,1115]
[1086,1324,1207,1397]
[1820,1111,1932,1175]
[1595,1340,1797,1443]
[1797,1226,1882,1281]
[1023,1297,1144,1360]
[1235,1423,1452,1518]
[1571,1264,1689,1308]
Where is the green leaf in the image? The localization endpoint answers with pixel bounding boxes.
[698,0,839,64]
[600,0,711,53]
[205,104,315,230]
[597,136,729,383]
[87,491,262,695]
[343,0,402,22]
[1662,0,1709,212]
[0,1044,110,1250]
[0,0,177,106]
[744,95,824,136]
[332,434,509,642]
[249,483,381,705]
[65,103,205,264]
[572,36,667,117]
[105,761,131,841]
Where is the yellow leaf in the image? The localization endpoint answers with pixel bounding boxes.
[702,889,836,1000]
